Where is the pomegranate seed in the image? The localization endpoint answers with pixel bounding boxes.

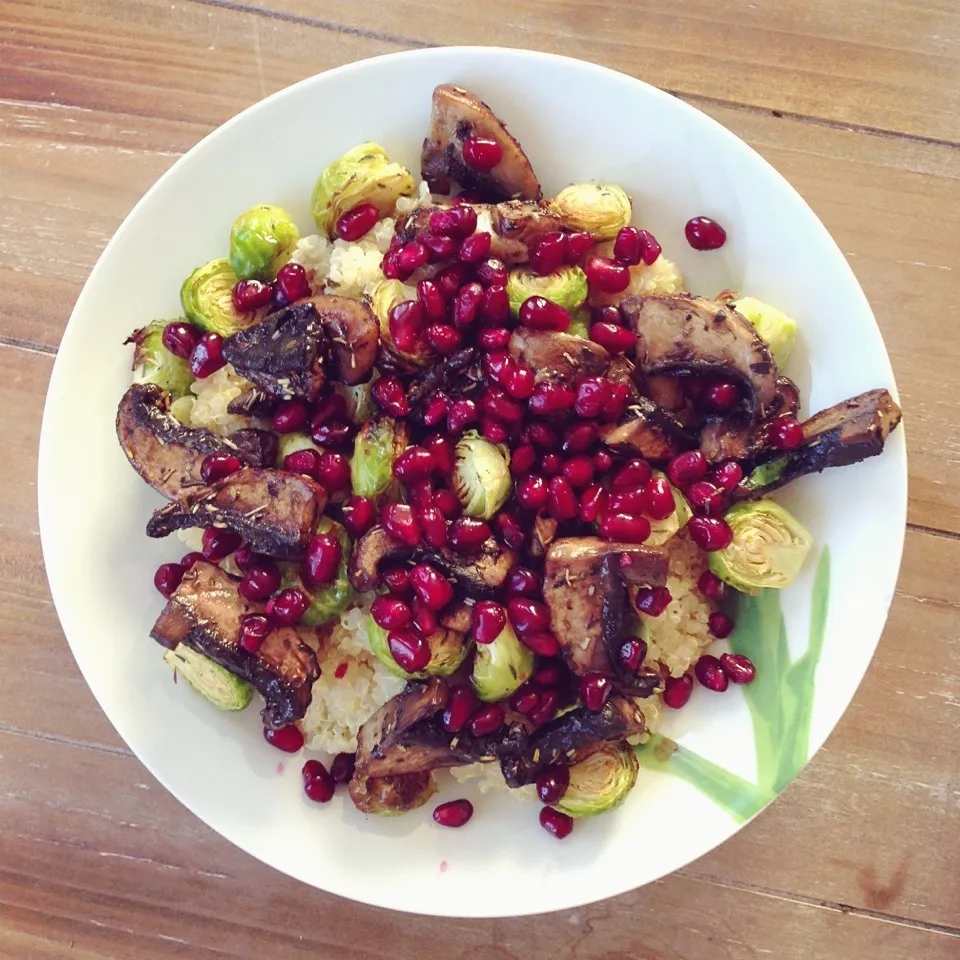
[392,446,435,485]
[302,759,335,802]
[409,480,435,511]
[189,333,226,378]
[521,630,561,657]
[283,448,321,479]
[180,550,205,570]
[483,350,511,384]
[613,226,644,266]
[536,765,570,804]
[688,516,734,551]
[330,752,356,783]
[416,279,446,322]
[564,231,593,264]
[685,216,727,251]
[479,284,510,325]
[532,661,562,687]
[510,443,537,476]
[421,233,458,262]
[709,611,735,639]
[381,565,412,596]
[580,672,614,711]
[634,585,673,616]
[423,434,454,476]
[462,135,503,171]
[663,673,694,709]
[608,486,646,515]
[435,263,473,299]
[529,382,576,417]
[381,248,403,279]
[238,562,281,601]
[371,595,413,630]
[238,613,271,654]
[200,454,241,484]
[342,495,376,538]
[507,566,540,598]
[613,459,653,489]
[433,799,474,827]
[418,504,449,548]
[697,570,729,603]
[154,562,184,598]
[433,488,461,519]
[695,654,729,692]
[481,416,508,445]
[410,600,436,641]
[382,503,421,547]
[311,419,353,449]
[275,262,310,301]
[335,202,379,242]
[563,421,600,455]
[303,534,341,587]
[769,415,805,450]
[451,281,483,329]
[547,476,578,520]
[519,296,571,332]
[398,241,429,275]
[478,327,511,351]
[592,305,622,325]
[443,686,480,733]
[637,229,662,265]
[619,637,648,672]
[316,451,351,492]
[507,598,550,635]
[389,300,425,353]
[594,448,614,472]
[458,232,492,263]
[470,600,506,644]
[446,398,479,434]
[448,517,491,552]
[372,376,409,417]
[702,380,740,413]
[667,450,708,488]
[528,689,560,727]
[430,206,478,239]
[491,513,521,553]
[409,563,454,611]
[687,480,724,515]
[572,377,609,419]
[421,393,450,428]
[268,588,310,625]
[598,512,651,543]
[388,629,431,673]
[642,476,676,519]
[310,392,347,426]
[476,257,507,287]
[264,724,304,753]
[201,527,241,562]
[562,455,595,489]
[584,256,630,293]
[516,474,549,511]
[503,363,536,400]
[712,461,744,491]
[231,279,274,315]
[529,232,567,276]
[468,704,505,737]
[540,452,562,476]
[482,387,525,423]
[527,422,560,449]
[539,807,574,839]
[589,322,636,355]
[579,484,608,524]
[510,687,542,715]
[600,382,630,422]
[162,321,201,359]
[720,652,756,684]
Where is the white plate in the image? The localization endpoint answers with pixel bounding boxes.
[38,47,906,917]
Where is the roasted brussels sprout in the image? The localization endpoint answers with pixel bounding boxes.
[336,381,374,425]
[709,500,813,595]
[646,472,692,546]
[351,415,409,499]
[368,279,430,366]
[163,645,254,711]
[180,258,259,337]
[311,142,416,238]
[127,320,194,397]
[554,741,639,818]
[471,621,534,702]
[549,184,632,239]
[349,771,437,815]
[280,518,352,626]
[733,296,798,368]
[505,265,588,315]
[228,204,300,281]
[567,308,591,339]
[453,431,512,520]
[367,619,471,679]
[276,431,323,465]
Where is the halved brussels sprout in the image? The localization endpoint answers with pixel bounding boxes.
[280,518,352,626]
[646,471,692,546]
[732,296,797,368]
[311,142,416,238]
[127,320,194,397]
[163,645,254,711]
[368,279,431,367]
[349,771,437,816]
[336,381,374,425]
[180,258,260,337]
[554,741,639,818]
[709,500,813,595]
[549,184,632,239]
[367,619,471,679]
[229,204,300,281]
[276,431,323,466]
[471,622,534,702]
[738,457,789,495]
[567,308,591,339]
[453,431,512,520]
[351,415,408,499]
[505,265,588,316]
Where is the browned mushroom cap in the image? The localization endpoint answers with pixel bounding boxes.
[620,295,779,419]
[600,396,698,460]
[348,770,437,814]
[421,84,541,201]
[508,329,609,387]
[307,295,379,385]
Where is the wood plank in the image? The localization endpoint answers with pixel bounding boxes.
[1,732,958,960]
[3,341,958,925]
[252,0,960,142]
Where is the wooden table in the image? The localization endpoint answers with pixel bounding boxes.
[3,1,959,956]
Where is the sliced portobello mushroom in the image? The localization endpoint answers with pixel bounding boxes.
[406,347,481,416]
[600,395,699,460]
[440,601,474,634]
[507,329,609,388]
[734,388,902,499]
[116,383,277,500]
[348,771,437,815]
[620,295,779,419]
[150,561,319,728]
[146,467,327,560]
[421,84,541,201]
